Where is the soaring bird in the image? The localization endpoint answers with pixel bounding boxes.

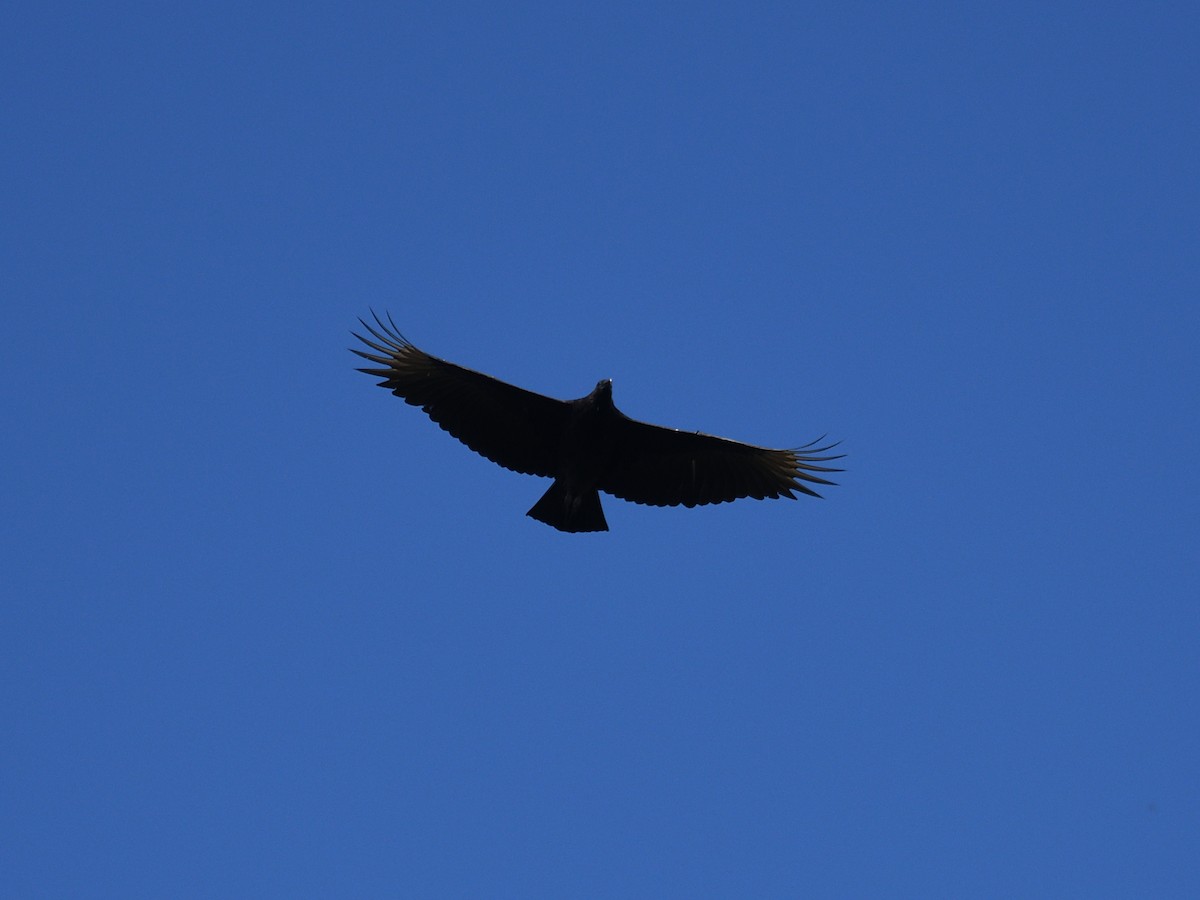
[352,312,842,533]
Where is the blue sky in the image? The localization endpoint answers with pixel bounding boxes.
[3,2,1197,896]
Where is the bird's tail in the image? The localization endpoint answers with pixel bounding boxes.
[527,481,609,533]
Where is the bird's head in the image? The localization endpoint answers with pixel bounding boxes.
[591,378,613,407]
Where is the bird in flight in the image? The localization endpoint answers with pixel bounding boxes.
[352,311,843,533]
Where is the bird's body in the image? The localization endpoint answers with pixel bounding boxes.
[525,380,618,531]
[352,312,842,532]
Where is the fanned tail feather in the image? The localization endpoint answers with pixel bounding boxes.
[527,482,609,533]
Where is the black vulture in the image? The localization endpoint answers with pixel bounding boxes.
[352,312,843,533]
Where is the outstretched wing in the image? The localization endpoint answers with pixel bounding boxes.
[600,414,842,507]
[351,311,568,478]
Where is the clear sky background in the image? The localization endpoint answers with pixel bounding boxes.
[3,3,1197,897]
